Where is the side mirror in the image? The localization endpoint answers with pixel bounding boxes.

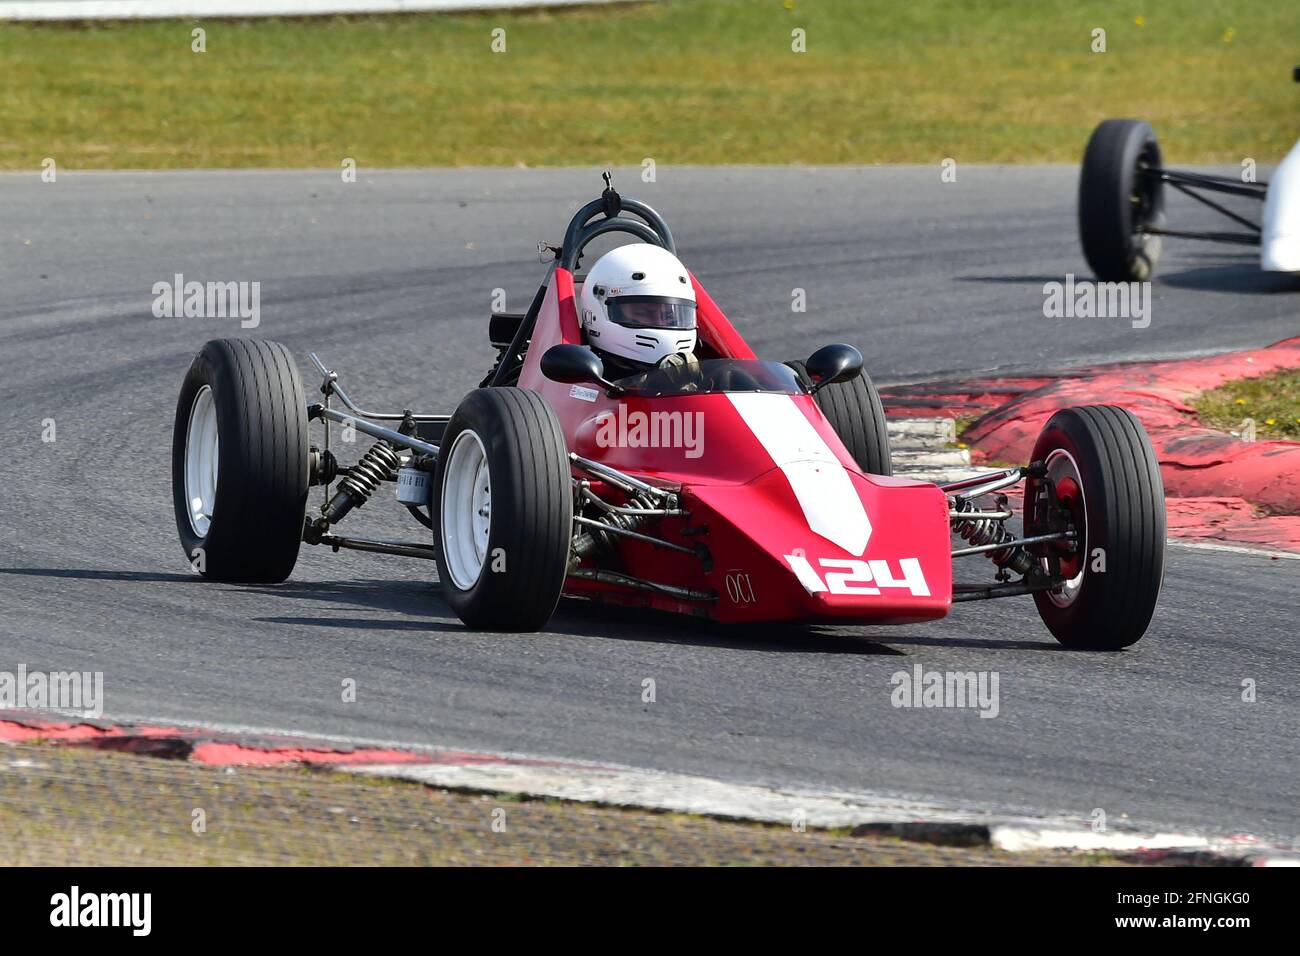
[804,344,863,394]
[541,344,621,393]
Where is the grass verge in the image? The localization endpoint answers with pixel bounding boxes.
[1194,368,1300,440]
[0,741,1144,866]
[1,0,1297,169]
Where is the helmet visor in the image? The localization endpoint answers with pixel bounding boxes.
[606,296,697,331]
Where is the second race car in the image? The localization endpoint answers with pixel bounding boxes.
[1077,66,1300,280]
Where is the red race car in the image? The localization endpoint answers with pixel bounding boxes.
[172,176,1165,650]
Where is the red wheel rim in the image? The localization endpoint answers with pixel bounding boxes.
[1053,475,1084,580]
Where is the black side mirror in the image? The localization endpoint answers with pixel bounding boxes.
[804,344,863,393]
[541,344,621,393]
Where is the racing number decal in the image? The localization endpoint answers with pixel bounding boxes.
[724,571,757,605]
[783,554,931,597]
[820,559,874,594]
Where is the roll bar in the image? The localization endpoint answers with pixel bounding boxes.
[490,175,678,386]
[559,172,676,270]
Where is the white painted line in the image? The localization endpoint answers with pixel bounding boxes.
[27,710,1295,861]
[1167,539,1300,561]
[892,468,985,484]
[890,450,971,467]
[342,760,1296,862]
[888,418,957,441]
[989,825,1208,853]
[345,760,1071,831]
[886,415,976,484]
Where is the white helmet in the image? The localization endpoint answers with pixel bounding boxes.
[579,243,697,366]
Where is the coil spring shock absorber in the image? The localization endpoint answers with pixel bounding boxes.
[570,488,658,564]
[951,495,1034,575]
[599,490,658,530]
[321,440,402,524]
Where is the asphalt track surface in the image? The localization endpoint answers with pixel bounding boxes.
[1,167,1297,844]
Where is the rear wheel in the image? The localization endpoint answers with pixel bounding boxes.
[171,339,309,582]
[433,388,573,631]
[1024,405,1165,650]
[787,360,892,476]
[1079,118,1165,281]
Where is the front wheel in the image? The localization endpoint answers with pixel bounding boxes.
[433,388,573,631]
[171,339,310,582]
[1024,405,1165,650]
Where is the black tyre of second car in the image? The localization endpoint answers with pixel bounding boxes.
[433,387,573,631]
[787,360,893,476]
[1078,118,1166,281]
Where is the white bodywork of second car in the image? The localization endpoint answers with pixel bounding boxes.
[1262,137,1300,272]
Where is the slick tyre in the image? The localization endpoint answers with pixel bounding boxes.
[1024,405,1165,650]
[434,388,573,631]
[172,338,310,583]
[1079,119,1166,281]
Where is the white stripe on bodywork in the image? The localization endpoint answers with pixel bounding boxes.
[727,393,872,556]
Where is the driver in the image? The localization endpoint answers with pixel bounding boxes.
[579,243,700,381]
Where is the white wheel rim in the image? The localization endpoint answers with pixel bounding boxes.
[440,429,491,591]
[184,385,220,538]
[1043,448,1087,609]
